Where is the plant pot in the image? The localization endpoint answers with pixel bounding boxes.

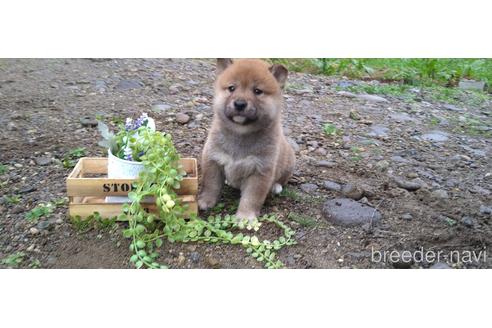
[106,148,145,203]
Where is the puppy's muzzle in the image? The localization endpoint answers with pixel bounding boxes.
[225,100,257,124]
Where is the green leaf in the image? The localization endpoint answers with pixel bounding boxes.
[130,255,138,263]
[135,260,143,269]
[127,192,137,201]
[241,236,250,245]
[155,238,163,247]
[136,240,146,249]
[122,229,133,238]
[231,233,243,244]
[251,236,260,246]
[135,224,146,233]
[137,250,146,257]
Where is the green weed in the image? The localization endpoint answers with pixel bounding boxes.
[25,203,54,222]
[62,147,86,168]
[1,252,25,268]
[287,212,317,228]
[4,195,21,205]
[0,164,7,175]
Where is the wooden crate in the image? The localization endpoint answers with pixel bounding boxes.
[67,157,198,219]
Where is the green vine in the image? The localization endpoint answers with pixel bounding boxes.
[112,128,296,269]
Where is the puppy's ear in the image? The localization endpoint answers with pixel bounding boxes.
[217,58,233,75]
[269,64,288,89]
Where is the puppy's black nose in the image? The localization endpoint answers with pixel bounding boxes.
[234,99,247,111]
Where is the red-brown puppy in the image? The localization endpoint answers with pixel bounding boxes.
[198,59,295,222]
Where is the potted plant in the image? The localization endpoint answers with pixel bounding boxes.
[98,113,156,202]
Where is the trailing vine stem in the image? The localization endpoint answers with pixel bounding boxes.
[117,128,296,269]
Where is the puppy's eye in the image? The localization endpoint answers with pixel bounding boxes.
[254,88,263,95]
[228,85,235,92]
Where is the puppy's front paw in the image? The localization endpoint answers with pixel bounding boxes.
[198,193,218,211]
[235,210,257,224]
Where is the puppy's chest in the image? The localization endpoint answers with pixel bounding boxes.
[211,151,264,188]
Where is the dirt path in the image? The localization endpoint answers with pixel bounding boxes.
[1,58,491,268]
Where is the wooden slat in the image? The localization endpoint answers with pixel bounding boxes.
[69,195,197,219]
[66,157,198,196]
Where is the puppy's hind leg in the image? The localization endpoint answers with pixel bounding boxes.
[198,158,224,211]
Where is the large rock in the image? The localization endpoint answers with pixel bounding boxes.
[322,198,382,226]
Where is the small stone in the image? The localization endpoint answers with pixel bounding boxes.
[204,256,221,269]
[337,91,356,98]
[79,116,98,127]
[314,147,327,156]
[37,221,51,230]
[461,216,474,228]
[341,183,364,200]
[175,113,190,124]
[190,252,200,263]
[317,160,336,168]
[14,163,23,168]
[30,227,39,235]
[195,113,204,121]
[27,244,35,252]
[368,125,389,138]
[94,80,107,92]
[349,110,361,120]
[55,218,63,224]
[19,186,36,194]
[357,94,389,103]
[7,122,18,131]
[430,262,451,269]
[168,84,182,94]
[468,186,491,196]
[34,157,51,166]
[401,213,413,221]
[394,177,422,191]
[11,206,24,214]
[375,160,389,171]
[47,256,57,266]
[151,103,171,112]
[322,198,382,226]
[479,205,492,215]
[406,172,418,179]
[431,189,449,199]
[115,79,143,90]
[300,183,318,194]
[323,180,342,192]
[177,254,186,265]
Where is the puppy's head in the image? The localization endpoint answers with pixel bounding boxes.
[213,59,288,134]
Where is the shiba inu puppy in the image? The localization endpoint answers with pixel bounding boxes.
[198,59,295,222]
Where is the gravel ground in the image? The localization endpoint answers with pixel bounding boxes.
[0,58,491,269]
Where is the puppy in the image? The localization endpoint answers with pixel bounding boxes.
[198,59,295,222]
